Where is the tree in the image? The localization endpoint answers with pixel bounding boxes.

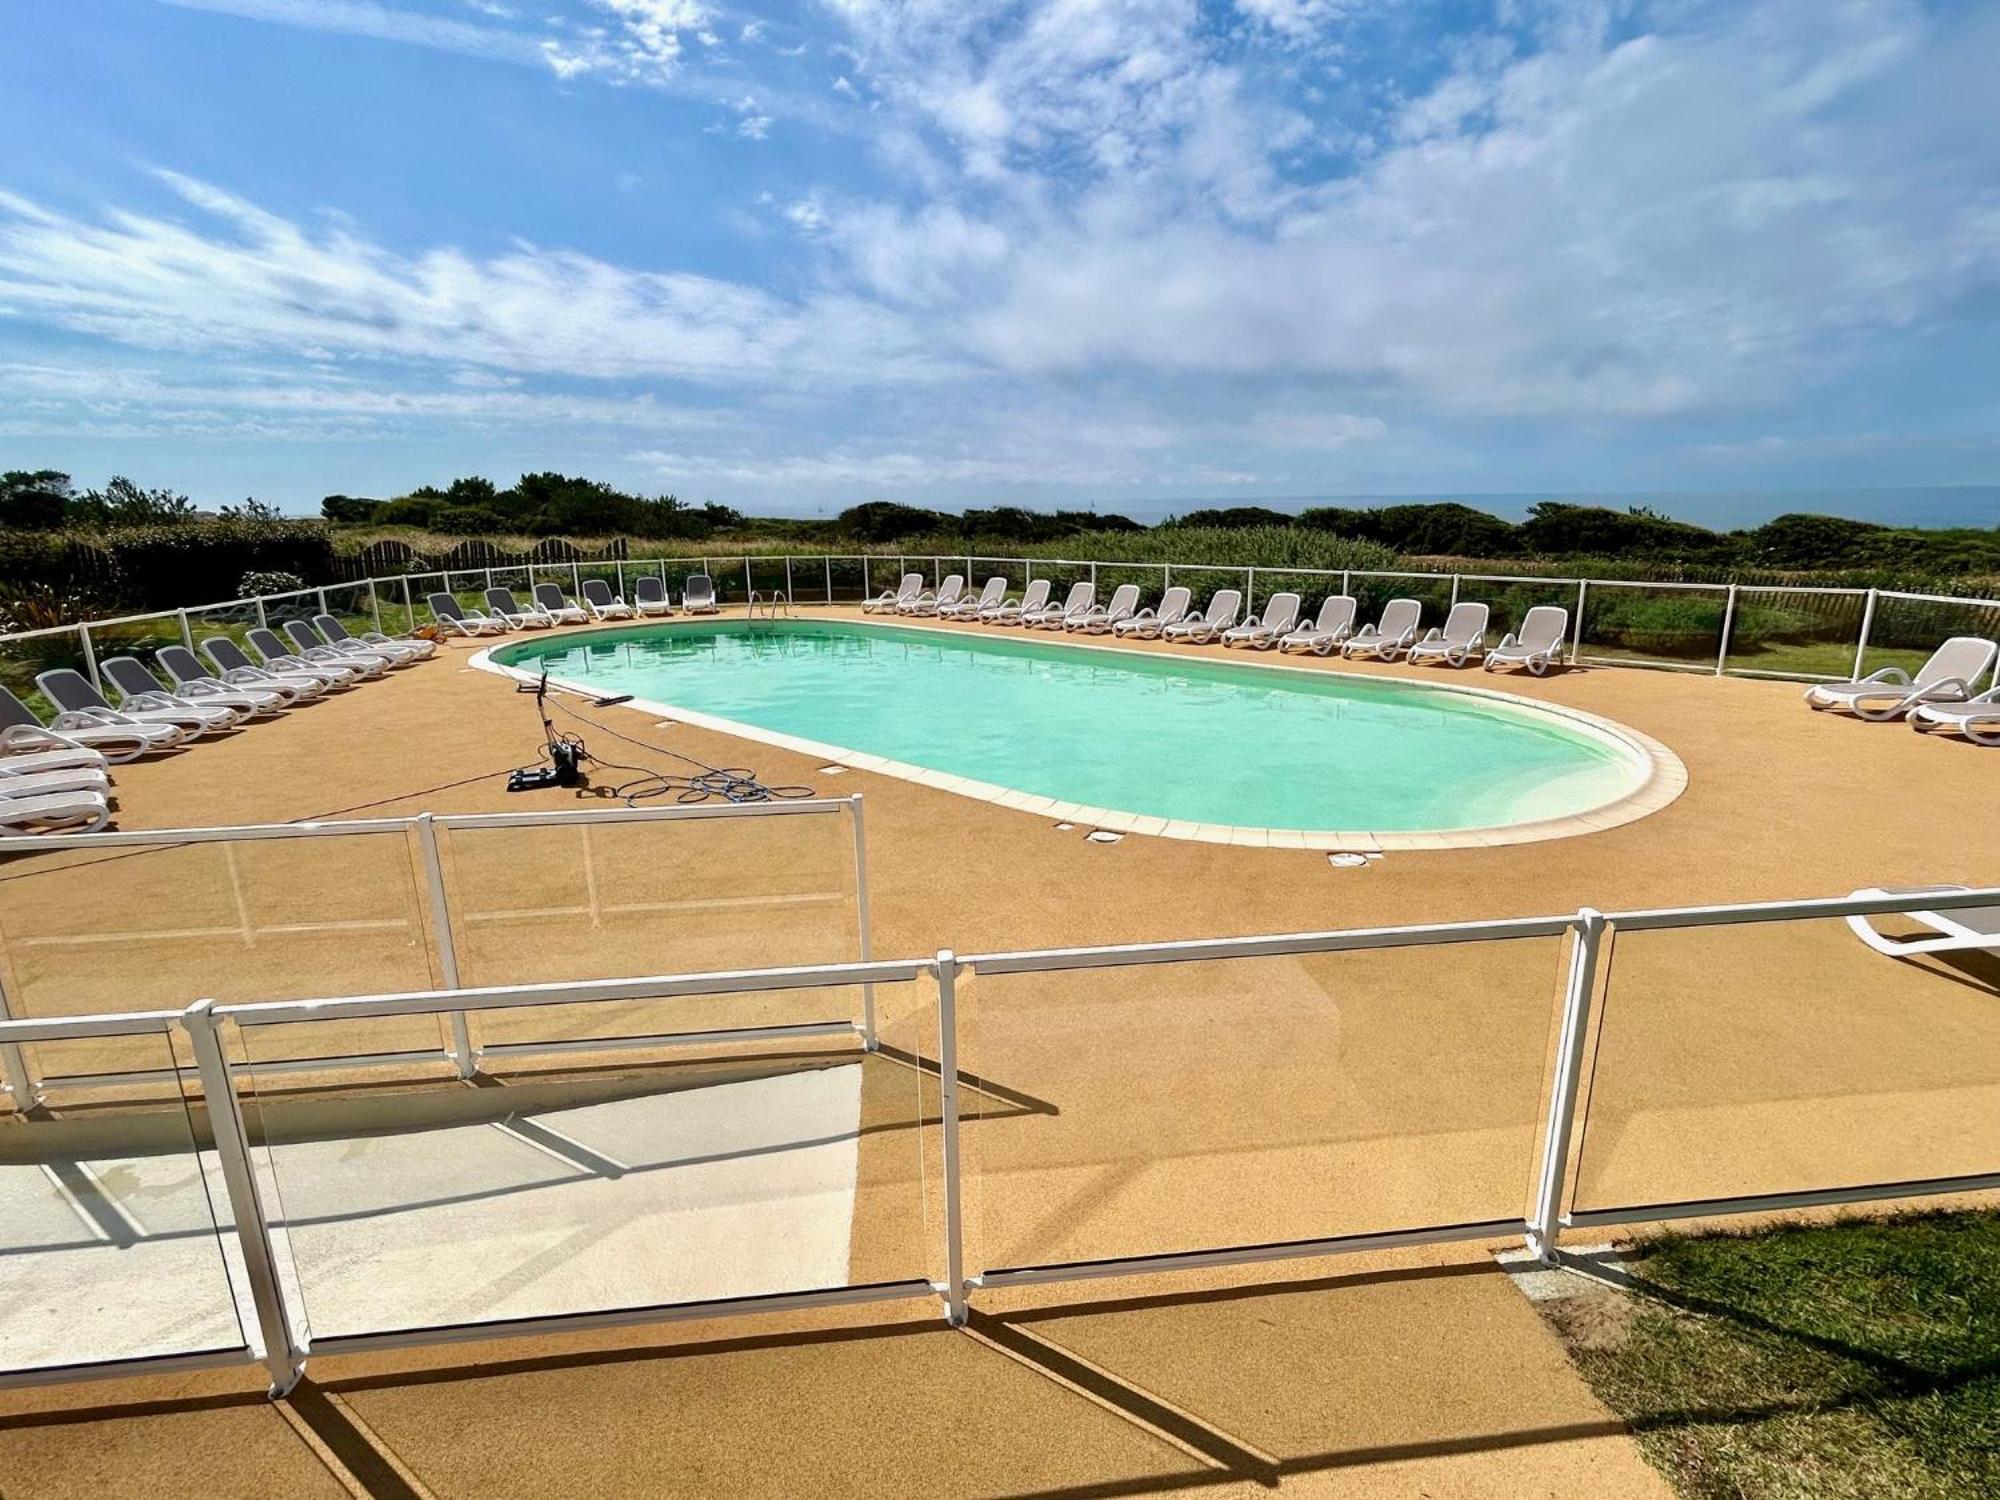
[321,495,383,523]
[1161,506,1294,529]
[0,469,74,529]
[836,501,949,541]
[1518,502,1737,560]
[219,497,283,522]
[70,476,196,528]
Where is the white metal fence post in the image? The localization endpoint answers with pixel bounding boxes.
[1715,585,1738,675]
[0,971,38,1106]
[255,596,268,629]
[1571,580,1588,664]
[316,588,329,617]
[177,608,195,651]
[824,556,833,601]
[181,1000,306,1395]
[935,951,968,1325]
[743,557,753,601]
[78,624,99,691]
[849,795,878,1050]
[785,556,794,601]
[400,576,413,632]
[1853,588,1878,679]
[1449,575,1460,608]
[1245,567,1256,616]
[1528,909,1608,1263]
[415,814,476,1078]
[615,559,625,600]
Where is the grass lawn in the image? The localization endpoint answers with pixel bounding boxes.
[1541,1211,2000,1499]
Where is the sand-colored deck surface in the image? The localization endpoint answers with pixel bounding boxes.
[1,606,1994,1497]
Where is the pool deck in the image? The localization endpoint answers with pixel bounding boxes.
[2,604,1995,1499]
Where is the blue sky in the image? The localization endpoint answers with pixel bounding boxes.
[1,0,1997,522]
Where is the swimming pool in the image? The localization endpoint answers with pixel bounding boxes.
[486,620,1673,844]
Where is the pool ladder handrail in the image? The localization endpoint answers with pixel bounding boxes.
[745,590,794,625]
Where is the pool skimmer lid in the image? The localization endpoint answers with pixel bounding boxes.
[1328,852,1369,868]
[1086,830,1123,844]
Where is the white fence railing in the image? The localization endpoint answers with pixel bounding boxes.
[6,553,1998,691]
[1,883,1993,1395]
[0,797,875,1105]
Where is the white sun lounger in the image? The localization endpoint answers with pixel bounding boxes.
[247,627,376,684]
[483,588,554,629]
[1114,586,1192,640]
[1484,606,1570,676]
[865,573,924,614]
[0,740,107,776]
[1407,601,1490,667]
[532,583,590,625]
[942,577,1007,620]
[1028,582,1094,630]
[160,645,302,710]
[1278,596,1357,655]
[285,619,402,672]
[1222,591,1300,649]
[0,785,110,834]
[428,593,508,636]
[103,656,273,722]
[314,613,436,662]
[38,668,234,739]
[1343,599,1424,661]
[1908,687,2000,746]
[1846,886,2000,957]
[985,578,1050,626]
[683,574,720,614]
[632,577,675,617]
[0,762,112,796]
[1163,589,1242,644]
[905,575,965,616]
[1071,584,1140,635]
[581,579,635,620]
[206,636,348,695]
[1804,637,1996,720]
[1,686,179,761]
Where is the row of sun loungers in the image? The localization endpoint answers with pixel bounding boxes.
[428,579,718,635]
[0,616,440,833]
[870,573,1570,675]
[1804,636,2000,742]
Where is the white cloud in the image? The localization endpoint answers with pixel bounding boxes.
[0,173,949,385]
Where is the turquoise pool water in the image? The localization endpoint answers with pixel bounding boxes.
[494,621,1645,832]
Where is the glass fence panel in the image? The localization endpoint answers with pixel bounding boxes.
[437,807,860,986]
[747,555,790,601]
[229,977,936,1340]
[1577,582,1730,669]
[1571,915,2000,1214]
[0,833,444,1084]
[1456,577,1583,648]
[0,627,89,725]
[187,598,266,660]
[960,936,1568,1273]
[1863,594,2000,685]
[373,574,429,637]
[1345,574,1455,635]
[0,1032,249,1374]
[1723,589,1866,679]
[575,559,624,612]
[317,581,380,642]
[824,555,867,601]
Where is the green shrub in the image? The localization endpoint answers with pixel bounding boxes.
[104,520,335,608]
[239,570,307,598]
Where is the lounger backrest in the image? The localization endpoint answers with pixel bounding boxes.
[1314,595,1356,635]
[1203,589,1242,629]
[1259,592,1300,632]
[1441,601,1488,642]
[204,637,258,673]
[634,576,666,604]
[284,620,325,653]
[486,587,523,614]
[686,574,715,603]
[158,645,210,685]
[429,592,468,620]
[974,577,1007,607]
[895,572,922,599]
[1519,605,1568,651]
[582,579,616,607]
[36,669,109,713]
[101,657,164,699]
[1106,584,1140,618]
[247,627,295,663]
[0,686,44,729]
[1018,579,1051,612]
[1156,586,1191,624]
[935,575,965,603]
[1058,582,1093,616]
[314,614,357,643]
[533,583,570,613]
[1378,598,1421,639]
[1916,636,1998,688]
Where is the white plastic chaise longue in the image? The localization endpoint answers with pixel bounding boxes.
[1803,636,1996,720]
[1407,601,1490,667]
